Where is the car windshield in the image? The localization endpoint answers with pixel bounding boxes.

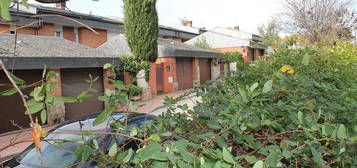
[15,133,95,168]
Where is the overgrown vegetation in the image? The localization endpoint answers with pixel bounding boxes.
[116,55,150,79]
[123,0,159,62]
[77,42,357,168]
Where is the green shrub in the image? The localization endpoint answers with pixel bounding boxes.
[80,43,357,167]
[127,84,143,96]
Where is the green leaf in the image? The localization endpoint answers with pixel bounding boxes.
[298,111,304,124]
[238,88,248,103]
[310,147,327,165]
[130,127,138,137]
[337,124,347,139]
[54,96,77,104]
[0,88,17,96]
[9,73,25,85]
[81,145,92,161]
[26,102,44,114]
[123,148,133,163]
[104,88,112,97]
[109,143,118,157]
[146,134,162,142]
[252,160,265,168]
[92,106,116,126]
[244,155,257,164]
[250,83,259,92]
[151,152,168,161]
[222,147,235,164]
[0,0,12,21]
[76,90,92,101]
[92,139,99,150]
[103,63,112,69]
[136,142,162,162]
[302,53,310,65]
[265,151,280,167]
[40,109,47,124]
[282,148,292,159]
[33,85,45,102]
[262,80,273,93]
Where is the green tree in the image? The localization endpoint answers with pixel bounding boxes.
[257,17,282,49]
[193,37,212,50]
[123,0,159,62]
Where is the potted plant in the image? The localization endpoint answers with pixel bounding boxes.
[127,84,143,101]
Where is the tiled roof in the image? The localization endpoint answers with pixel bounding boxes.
[0,34,115,58]
[98,34,220,58]
[185,27,267,49]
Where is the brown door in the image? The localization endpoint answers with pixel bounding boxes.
[248,48,255,61]
[156,63,164,93]
[0,70,42,133]
[199,58,212,84]
[176,57,193,90]
[61,68,104,120]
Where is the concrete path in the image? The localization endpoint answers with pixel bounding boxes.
[0,89,200,159]
[135,89,200,115]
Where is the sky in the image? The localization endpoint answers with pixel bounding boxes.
[28,0,285,34]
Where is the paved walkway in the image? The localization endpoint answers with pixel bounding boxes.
[135,89,199,114]
[0,89,200,159]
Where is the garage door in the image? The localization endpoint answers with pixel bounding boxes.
[0,70,42,133]
[199,58,211,84]
[176,58,193,89]
[176,58,193,90]
[61,68,104,120]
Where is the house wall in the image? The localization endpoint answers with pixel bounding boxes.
[17,27,36,35]
[0,24,10,33]
[78,28,107,48]
[47,69,65,125]
[155,57,177,93]
[38,23,55,36]
[211,59,220,80]
[63,26,76,42]
[215,47,250,61]
[149,63,157,95]
[192,57,200,86]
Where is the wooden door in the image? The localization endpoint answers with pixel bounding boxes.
[61,68,104,120]
[176,58,193,90]
[156,63,164,93]
[0,70,42,133]
[199,58,212,84]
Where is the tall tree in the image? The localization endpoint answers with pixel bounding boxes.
[283,0,357,43]
[257,17,282,48]
[123,0,159,62]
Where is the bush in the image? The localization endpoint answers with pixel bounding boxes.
[80,43,357,167]
[127,84,143,96]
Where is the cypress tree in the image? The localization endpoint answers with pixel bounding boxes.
[123,0,159,62]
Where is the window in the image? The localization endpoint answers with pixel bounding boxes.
[55,31,62,38]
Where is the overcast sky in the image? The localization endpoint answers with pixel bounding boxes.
[28,0,287,34]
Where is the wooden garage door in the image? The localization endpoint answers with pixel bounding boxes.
[61,68,104,120]
[0,70,42,133]
[199,58,211,84]
[176,58,193,90]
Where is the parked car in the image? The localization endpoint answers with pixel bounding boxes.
[1,113,155,168]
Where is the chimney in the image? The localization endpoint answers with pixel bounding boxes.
[234,26,240,31]
[183,20,193,27]
[56,2,66,10]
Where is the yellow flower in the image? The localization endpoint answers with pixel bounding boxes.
[31,119,46,150]
[280,65,295,74]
